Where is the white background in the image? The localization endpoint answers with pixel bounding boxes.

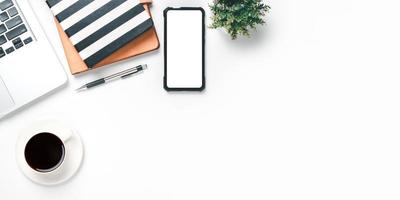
[1,0,400,199]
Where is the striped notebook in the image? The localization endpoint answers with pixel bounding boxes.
[46,0,154,68]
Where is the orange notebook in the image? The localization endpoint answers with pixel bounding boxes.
[55,0,159,75]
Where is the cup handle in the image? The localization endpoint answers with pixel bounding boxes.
[60,130,74,143]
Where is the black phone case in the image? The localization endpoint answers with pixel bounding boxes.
[163,7,205,92]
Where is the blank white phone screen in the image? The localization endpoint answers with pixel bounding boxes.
[166,10,203,88]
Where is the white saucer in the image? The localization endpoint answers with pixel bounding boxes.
[16,120,84,186]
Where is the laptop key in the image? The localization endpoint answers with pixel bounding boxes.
[0,11,8,22]
[5,24,26,40]
[0,47,5,58]
[5,16,22,29]
[0,0,13,11]
[5,46,14,54]
[23,37,32,45]
[7,7,17,17]
[0,35,6,45]
[0,24,6,34]
[12,37,23,49]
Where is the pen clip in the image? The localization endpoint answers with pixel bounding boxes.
[121,71,138,79]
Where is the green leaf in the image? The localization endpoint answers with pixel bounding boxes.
[210,0,270,40]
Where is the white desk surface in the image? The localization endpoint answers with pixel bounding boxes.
[1,0,400,199]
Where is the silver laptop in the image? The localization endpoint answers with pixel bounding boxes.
[0,0,66,119]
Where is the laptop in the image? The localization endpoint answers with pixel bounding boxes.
[0,0,66,119]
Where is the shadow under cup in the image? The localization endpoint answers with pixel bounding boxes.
[24,132,65,173]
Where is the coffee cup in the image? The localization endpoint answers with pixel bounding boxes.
[16,120,83,185]
[24,132,66,173]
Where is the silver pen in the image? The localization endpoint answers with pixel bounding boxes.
[76,64,147,91]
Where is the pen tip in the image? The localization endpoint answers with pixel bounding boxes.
[75,86,86,92]
[142,64,147,70]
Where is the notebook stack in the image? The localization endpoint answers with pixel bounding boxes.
[46,0,159,74]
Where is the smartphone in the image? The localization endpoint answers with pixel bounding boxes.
[163,7,205,91]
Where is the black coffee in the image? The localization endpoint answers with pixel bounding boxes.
[24,132,65,172]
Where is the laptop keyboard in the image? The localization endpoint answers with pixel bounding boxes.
[0,0,33,59]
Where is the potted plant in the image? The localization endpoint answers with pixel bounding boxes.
[210,0,270,40]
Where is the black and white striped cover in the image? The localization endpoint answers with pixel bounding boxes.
[46,0,153,68]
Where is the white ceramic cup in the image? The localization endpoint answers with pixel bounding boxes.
[16,120,83,186]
